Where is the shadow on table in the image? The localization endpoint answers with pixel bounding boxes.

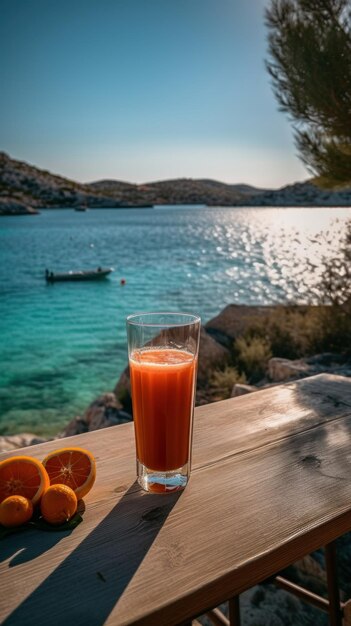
[3,481,181,626]
[0,502,86,567]
[0,527,69,567]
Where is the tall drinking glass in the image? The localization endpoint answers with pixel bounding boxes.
[127,312,201,493]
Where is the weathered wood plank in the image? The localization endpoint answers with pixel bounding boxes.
[2,374,351,471]
[1,374,351,626]
[192,373,351,468]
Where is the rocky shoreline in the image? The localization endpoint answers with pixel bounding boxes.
[1,303,350,453]
[0,197,39,216]
[2,151,351,215]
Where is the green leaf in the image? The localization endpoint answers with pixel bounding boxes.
[31,514,83,532]
[0,524,31,539]
[0,513,83,539]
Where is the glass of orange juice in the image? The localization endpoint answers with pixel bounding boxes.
[127,312,201,493]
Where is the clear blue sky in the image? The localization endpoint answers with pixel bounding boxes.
[0,0,309,187]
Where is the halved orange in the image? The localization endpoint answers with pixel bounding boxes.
[42,447,96,500]
[0,455,50,504]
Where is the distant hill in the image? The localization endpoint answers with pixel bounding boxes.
[0,154,249,213]
[228,183,272,195]
[87,179,135,192]
[122,177,248,206]
[0,152,125,214]
[1,152,350,215]
[247,181,351,207]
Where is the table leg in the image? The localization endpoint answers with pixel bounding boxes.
[205,602,241,626]
[325,542,342,626]
[229,596,241,626]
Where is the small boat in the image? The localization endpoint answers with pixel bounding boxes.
[45,267,113,283]
[75,206,88,212]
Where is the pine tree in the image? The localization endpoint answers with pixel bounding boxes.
[265,0,351,187]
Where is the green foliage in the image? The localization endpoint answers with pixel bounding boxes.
[313,306,351,353]
[319,221,351,306]
[210,366,246,398]
[255,307,324,358]
[235,336,272,383]
[313,222,351,351]
[207,224,351,395]
[241,301,351,363]
[266,0,351,186]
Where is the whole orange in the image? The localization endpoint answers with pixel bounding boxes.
[40,484,77,525]
[0,495,33,527]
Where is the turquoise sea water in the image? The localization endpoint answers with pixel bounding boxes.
[1,206,350,436]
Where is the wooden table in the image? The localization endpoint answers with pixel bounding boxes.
[1,373,351,626]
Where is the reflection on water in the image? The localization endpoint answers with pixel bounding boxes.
[0,206,350,435]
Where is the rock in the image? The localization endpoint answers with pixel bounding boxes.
[305,352,351,377]
[61,416,88,437]
[206,305,275,347]
[0,197,39,216]
[0,433,46,453]
[268,353,351,383]
[197,327,230,385]
[293,554,327,585]
[231,383,257,397]
[61,392,132,437]
[306,352,344,366]
[84,392,125,430]
[268,357,309,382]
[114,368,132,413]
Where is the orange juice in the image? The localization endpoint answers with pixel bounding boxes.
[129,347,197,472]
